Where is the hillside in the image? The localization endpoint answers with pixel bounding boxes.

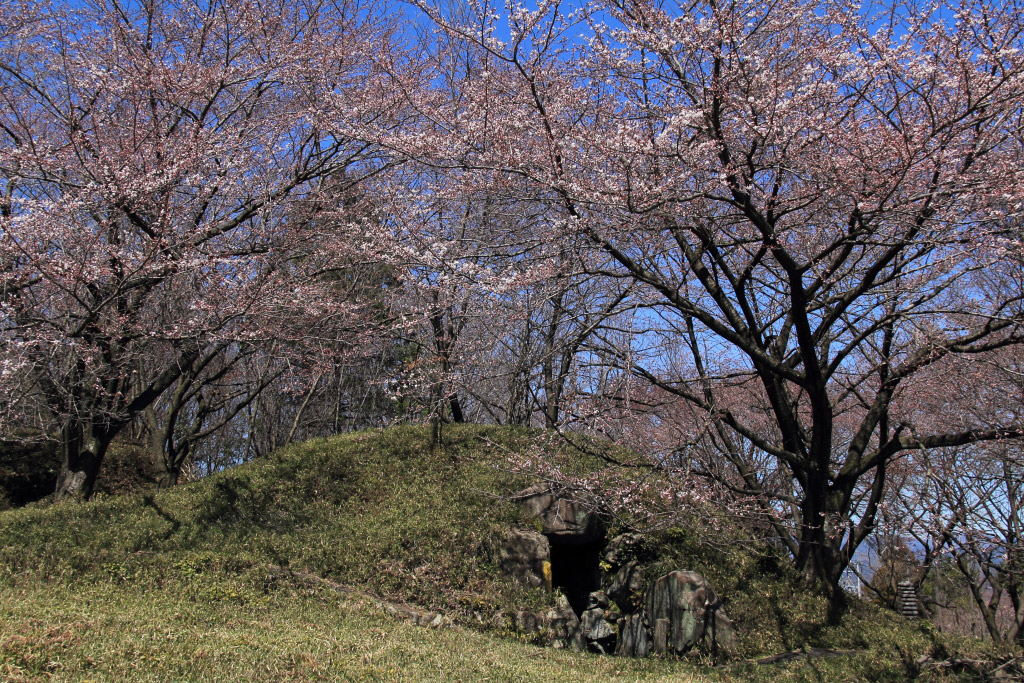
[0,425,1009,681]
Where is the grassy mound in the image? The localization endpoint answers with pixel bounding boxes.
[0,425,555,619]
[0,424,1010,680]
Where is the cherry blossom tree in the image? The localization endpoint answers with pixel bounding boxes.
[0,0,398,499]
[382,0,1024,617]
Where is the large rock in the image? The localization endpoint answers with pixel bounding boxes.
[581,606,617,653]
[586,589,610,610]
[614,570,735,658]
[497,529,551,589]
[642,570,736,656]
[607,560,646,613]
[579,591,617,652]
[603,532,648,568]
[504,594,583,650]
[515,484,602,543]
[615,612,650,657]
[543,595,585,650]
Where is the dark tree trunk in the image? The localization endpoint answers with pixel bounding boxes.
[796,538,850,624]
[145,405,182,488]
[153,464,180,488]
[449,396,465,423]
[54,420,113,501]
[791,463,852,624]
[149,437,184,488]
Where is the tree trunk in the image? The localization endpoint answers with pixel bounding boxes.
[54,420,112,501]
[149,437,184,488]
[825,580,849,625]
[797,539,849,625]
[286,374,322,444]
[153,463,180,488]
[793,470,851,624]
[145,406,180,488]
[449,396,465,423]
[429,414,442,451]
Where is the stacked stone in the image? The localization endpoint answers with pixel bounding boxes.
[613,569,736,657]
[498,485,738,658]
[897,581,919,619]
[579,590,617,654]
[602,533,736,657]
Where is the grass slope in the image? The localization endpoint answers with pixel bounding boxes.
[0,424,1008,681]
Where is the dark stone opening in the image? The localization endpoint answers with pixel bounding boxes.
[548,535,605,617]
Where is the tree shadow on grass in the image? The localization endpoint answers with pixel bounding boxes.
[141,493,181,541]
[193,476,297,535]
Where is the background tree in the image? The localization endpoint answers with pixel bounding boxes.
[0,0,398,499]
[378,170,633,434]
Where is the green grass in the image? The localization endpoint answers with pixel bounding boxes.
[1,569,698,682]
[0,425,545,616]
[0,424,1014,680]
